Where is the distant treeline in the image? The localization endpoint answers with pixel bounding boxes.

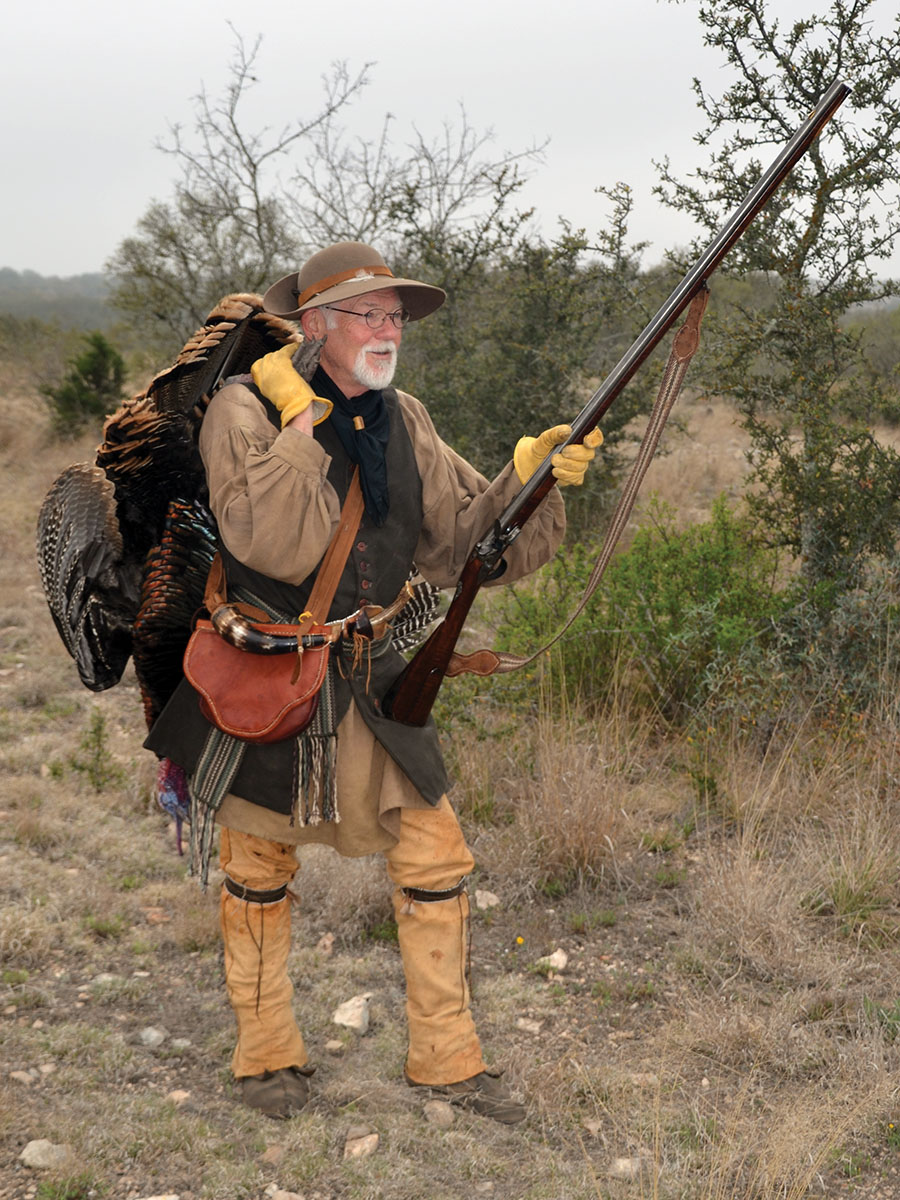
[2,265,898,400]
[0,268,114,330]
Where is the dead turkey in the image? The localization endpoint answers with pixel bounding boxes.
[36,293,313,727]
[37,293,441,732]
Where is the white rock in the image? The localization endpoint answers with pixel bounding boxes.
[269,1191,305,1200]
[515,1017,543,1034]
[343,1131,379,1159]
[475,889,500,910]
[170,1038,192,1052]
[535,948,568,972]
[324,1039,345,1055]
[316,931,335,953]
[608,1156,645,1180]
[628,1072,659,1088]
[332,993,372,1034]
[19,1139,74,1169]
[10,1070,37,1085]
[139,1026,168,1048]
[423,1099,455,1127]
[167,1089,191,1106]
[92,972,120,987]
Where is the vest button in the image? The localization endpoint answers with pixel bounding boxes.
[361,580,371,590]
[356,541,367,551]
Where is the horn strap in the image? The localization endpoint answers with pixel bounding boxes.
[292,265,394,308]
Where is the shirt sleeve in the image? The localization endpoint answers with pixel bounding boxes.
[395,391,568,588]
[199,381,341,585]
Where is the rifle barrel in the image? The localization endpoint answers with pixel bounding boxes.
[498,78,851,534]
[385,78,851,726]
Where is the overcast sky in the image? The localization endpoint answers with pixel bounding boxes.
[2,0,896,279]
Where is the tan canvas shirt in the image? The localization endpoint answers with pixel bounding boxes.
[160,380,567,855]
[201,383,565,592]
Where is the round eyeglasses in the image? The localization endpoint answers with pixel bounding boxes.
[326,305,411,330]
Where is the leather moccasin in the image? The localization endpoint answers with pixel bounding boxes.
[239,1065,315,1120]
[405,1068,526,1124]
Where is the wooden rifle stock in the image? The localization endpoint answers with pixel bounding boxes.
[383,79,851,727]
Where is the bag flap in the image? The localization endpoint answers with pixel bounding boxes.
[184,621,330,736]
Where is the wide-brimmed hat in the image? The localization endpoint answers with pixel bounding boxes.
[262,241,446,321]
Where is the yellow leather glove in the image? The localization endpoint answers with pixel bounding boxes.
[250,344,333,428]
[513,424,603,486]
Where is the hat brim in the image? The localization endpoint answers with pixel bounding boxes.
[263,272,445,322]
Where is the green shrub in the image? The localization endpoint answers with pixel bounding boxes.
[41,331,125,437]
[70,708,124,792]
[700,555,900,743]
[83,913,127,939]
[495,495,786,722]
[440,493,900,747]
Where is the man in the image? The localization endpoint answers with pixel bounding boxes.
[145,241,601,1123]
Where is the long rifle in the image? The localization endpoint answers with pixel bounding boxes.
[384,78,852,727]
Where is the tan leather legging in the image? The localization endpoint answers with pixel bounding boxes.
[219,797,486,1085]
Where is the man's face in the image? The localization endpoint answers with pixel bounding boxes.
[301,287,404,399]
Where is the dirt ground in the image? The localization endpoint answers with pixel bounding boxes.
[4,391,900,1199]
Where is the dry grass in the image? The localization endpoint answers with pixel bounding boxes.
[462,700,677,903]
[3,388,900,1198]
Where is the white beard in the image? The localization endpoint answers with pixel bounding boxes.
[353,340,397,390]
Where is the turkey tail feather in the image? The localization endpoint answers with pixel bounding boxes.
[36,462,140,690]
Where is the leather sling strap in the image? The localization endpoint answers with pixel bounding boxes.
[203,467,364,625]
[303,468,364,625]
[444,288,710,679]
